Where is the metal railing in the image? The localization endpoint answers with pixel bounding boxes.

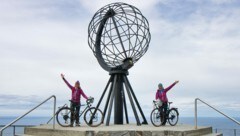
[0,125,35,136]
[195,98,240,129]
[0,95,56,136]
[46,102,87,124]
[214,128,239,136]
[46,103,67,124]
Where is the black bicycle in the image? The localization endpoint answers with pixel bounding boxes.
[150,100,179,127]
[56,97,103,127]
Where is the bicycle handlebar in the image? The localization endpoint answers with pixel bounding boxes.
[153,100,173,104]
[86,97,94,105]
[68,97,94,106]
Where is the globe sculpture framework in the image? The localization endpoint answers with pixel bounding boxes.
[88,2,151,125]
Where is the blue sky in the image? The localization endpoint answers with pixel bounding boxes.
[0,0,240,119]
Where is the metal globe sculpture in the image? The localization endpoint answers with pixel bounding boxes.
[88,2,151,72]
[88,2,150,126]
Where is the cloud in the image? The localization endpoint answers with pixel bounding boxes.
[0,94,52,108]
[78,0,161,13]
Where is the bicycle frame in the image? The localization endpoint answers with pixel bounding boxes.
[167,103,171,110]
[153,101,172,110]
[151,101,179,126]
[153,101,178,116]
[68,102,91,118]
[78,104,91,118]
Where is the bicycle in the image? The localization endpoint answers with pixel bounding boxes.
[150,100,179,127]
[56,97,103,127]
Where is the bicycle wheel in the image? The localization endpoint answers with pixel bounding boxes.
[84,107,103,127]
[56,107,72,127]
[167,108,179,126]
[150,108,164,127]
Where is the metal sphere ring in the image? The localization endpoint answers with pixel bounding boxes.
[88,2,151,72]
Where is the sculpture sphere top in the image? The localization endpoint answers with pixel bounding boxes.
[88,2,151,72]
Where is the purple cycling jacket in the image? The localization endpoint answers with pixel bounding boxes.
[155,82,177,102]
[62,78,88,103]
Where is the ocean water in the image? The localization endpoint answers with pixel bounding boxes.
[0,116,240,136]
[179,117,240,136]
[0,117,50,136]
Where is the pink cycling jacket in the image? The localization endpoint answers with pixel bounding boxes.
[63,78,88,103]
[155,82,177,102]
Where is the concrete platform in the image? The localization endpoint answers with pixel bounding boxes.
[24,124,222,136]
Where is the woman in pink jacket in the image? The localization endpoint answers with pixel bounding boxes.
[155,80,179,125]
[61,74,88,127]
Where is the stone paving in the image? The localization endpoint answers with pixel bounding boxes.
[24,124,220,136]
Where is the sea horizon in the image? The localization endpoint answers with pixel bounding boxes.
[1,116,240,128]
[1,116,240,136]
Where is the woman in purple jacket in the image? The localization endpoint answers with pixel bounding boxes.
[61,74,88,127]
[155,80,179,125]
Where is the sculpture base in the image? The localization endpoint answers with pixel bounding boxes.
[24,124,222,136]
[91,71,148,126]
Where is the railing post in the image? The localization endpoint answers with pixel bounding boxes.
[53,96,56,130]
[13,126,16,136]
[215,128,217,133]
[234,129,236,136]
[47,104,67,124]
[0,95,56,136]
[195,98,198,129]
[194,98,240,131]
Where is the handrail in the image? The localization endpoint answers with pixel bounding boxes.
[46,103,68,124]
[0,125,35,136]
[0,125,35,127]
[46,99,91,124]
[195,98,240,129]
[215,128,239,136]
[0,95,56,136]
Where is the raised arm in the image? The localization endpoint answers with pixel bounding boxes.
[165,80,179,92]
[61,74,73,89]
[80,89,88,100]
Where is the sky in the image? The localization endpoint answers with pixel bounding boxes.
[0,0,240,120]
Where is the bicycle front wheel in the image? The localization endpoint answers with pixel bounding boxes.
[150,108,164,127]
[56,107,72,127]
[84,107,103,127]
[167,108,179,126]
